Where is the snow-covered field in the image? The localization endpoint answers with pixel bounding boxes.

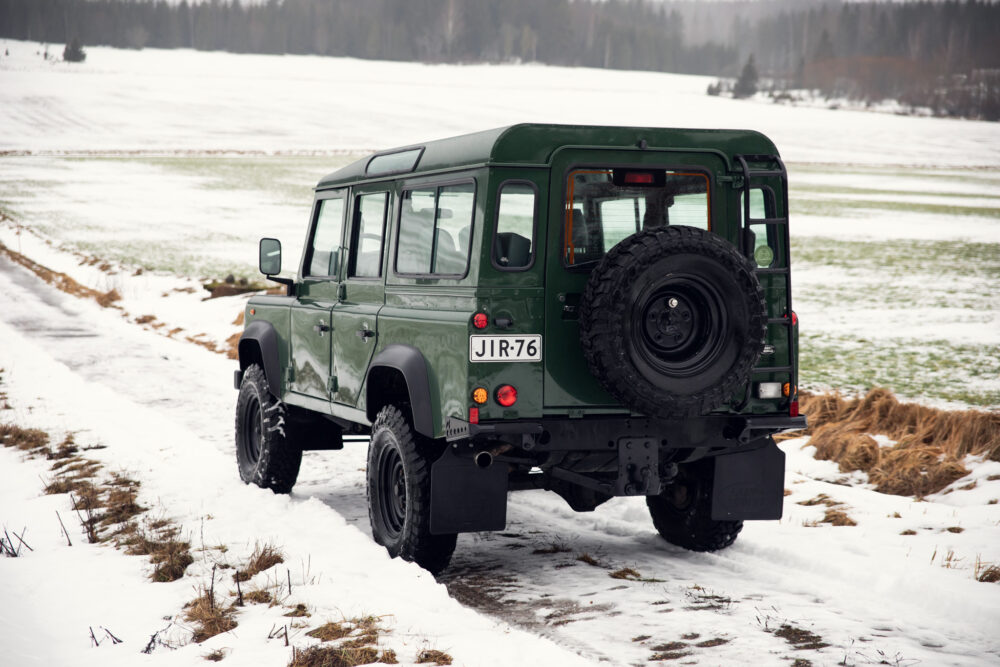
[1,40,999,666]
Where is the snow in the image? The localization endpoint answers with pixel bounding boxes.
[1,38,999,666]
[3,39,1000,167]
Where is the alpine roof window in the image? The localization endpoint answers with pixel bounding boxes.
[366,148,423,176]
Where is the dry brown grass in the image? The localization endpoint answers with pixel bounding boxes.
[0,241,122,309]
[117,521,193,582]
[203,649,226,662]
[576,553,601,566]
[790,388,1000,496]
[0,423,50,453]
[821,509,857,526]
[416,650,453,665]
[244,589,273,605]
[289,645,378,667]
[975,559,1000,583]
[306,622,353,642]
[609,567,642,580]
[185,586,237,643]
[235,542,284,582]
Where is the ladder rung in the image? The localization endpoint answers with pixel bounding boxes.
[767,318,793,325]
[746,169,785,177]
[754,268,789,275]
[748,217,788,225]
[752,366,792,374]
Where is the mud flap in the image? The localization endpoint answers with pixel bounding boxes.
[711,439,785,521]
[430,447,508,534]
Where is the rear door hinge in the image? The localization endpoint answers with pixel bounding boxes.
[327,376,339,394]
[284,366,295,384]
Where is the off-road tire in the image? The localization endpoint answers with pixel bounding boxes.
[367,405,457,574]
[235,364,302,494]
[647,459,743,552]
[580,225,766,419]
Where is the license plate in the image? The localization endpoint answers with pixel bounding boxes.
[469,335,542,362]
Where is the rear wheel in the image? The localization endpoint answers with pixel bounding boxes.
[646,459,743,552]
[235,364,302,494]
[367,405,456,574]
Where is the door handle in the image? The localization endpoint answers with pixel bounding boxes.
[313,322,330,335]
[356,328,374,340]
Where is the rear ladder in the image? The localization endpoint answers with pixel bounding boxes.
[735,154,798,409]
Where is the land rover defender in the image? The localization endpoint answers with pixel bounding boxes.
[234,124,806,573]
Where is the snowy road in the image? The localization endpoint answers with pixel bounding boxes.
[2,250,998,667]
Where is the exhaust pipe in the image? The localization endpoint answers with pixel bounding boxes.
[474,444,513,469]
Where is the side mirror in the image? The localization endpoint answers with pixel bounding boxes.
[259,238,282,276]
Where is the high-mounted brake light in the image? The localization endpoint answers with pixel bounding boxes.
[495,385,518,407]
[624,172,655,185]
[473,313,489,329]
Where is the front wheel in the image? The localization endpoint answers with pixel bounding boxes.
[235,364,302,493]
[647,459,743,552]
[367,405,456,574]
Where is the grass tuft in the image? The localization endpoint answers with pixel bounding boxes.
[610,567,642,580]
[789,388,999,496]
[185,586,237,643]
[234,542,284,582]
[306,622,352,642]
[821,509,857,527]
[0,423,50,452]
[416,649,453,665]
[289,645,378,667]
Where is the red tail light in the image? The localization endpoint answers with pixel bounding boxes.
[472,313,488,329]
[790,400,799,417]
[469,407,479,424]
[791,311,798,326]
[624,172,655,185]
[495,385,517,407]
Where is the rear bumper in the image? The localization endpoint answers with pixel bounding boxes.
[445,413,807,448]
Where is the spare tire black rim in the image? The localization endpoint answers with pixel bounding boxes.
[629,274,727,380]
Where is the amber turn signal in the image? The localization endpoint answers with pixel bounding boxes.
[472,387,488,404]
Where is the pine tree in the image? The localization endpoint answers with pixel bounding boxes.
[733,54,758,98]
[63,37,86,63]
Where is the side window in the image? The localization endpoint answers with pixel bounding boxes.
[349,192,388,278]
[493,182,536,270]
[395,182,475,276]
[434,183,474,275]
[397,188,436,274]
[305,196,345,278]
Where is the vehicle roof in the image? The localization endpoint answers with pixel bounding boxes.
[316,123,778,189]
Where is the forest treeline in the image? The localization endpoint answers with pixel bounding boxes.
[1,0,998,120]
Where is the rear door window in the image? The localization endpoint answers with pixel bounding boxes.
[565,169,709,267]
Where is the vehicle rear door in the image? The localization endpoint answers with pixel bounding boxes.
[543,147,729,411]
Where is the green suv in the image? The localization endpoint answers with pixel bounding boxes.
[234,124,806,573]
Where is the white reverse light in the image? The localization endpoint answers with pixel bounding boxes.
[757,382,782,399]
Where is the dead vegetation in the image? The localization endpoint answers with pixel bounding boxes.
[292,615,397,667]
[234,542,284,582]
[785,388,1000,496]
[186,581,238,643]
[416,649,453,665]
[0,241,121,309]
[771,624,829,651]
